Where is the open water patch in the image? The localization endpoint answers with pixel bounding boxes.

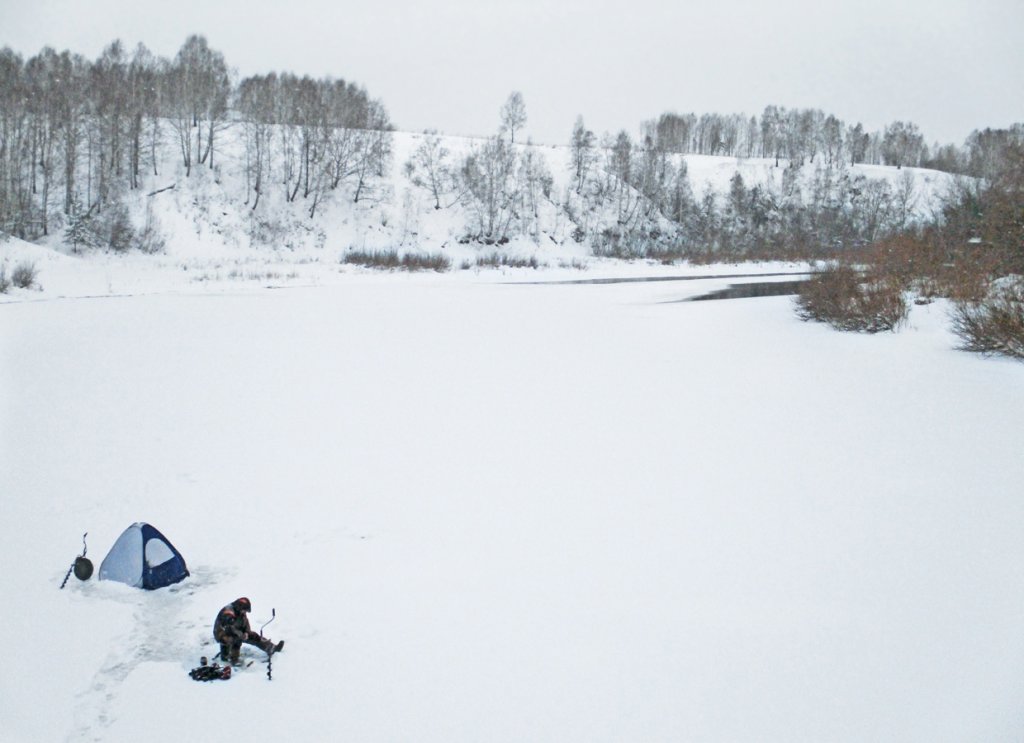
[515,271,808,286]
[684,279,808,302]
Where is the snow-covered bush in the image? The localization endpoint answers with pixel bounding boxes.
[136,201,166,254]
[795,263,908,332]
[64,207,99,253]
[343,249,450,272]
[104,204,136,252]
[474,252,541,269]
[63,201,164,253]
[951,277,1024,359]
[247,213,291,248]
[11,261,38,289]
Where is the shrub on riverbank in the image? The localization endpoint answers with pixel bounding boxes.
[796,263,908,333]
[343,250,451,272]
[951,277,1024,359]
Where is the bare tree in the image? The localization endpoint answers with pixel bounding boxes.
[761,105,785,166]
[405,129,455,209]
[744,115,759,159]
[91,40,128,207]
[569,115,596,195]
[820,114,843,166]
[237,73,277,209]
[350,99,391,204]
[500,91,526,144]
[166,35,229,176]
[24,48,64,234]
[126,43,159,189]
[459,135,518,240]
[323,79,367,190]
[651,112,696,153]
[517,145,552,242]
[846,122,868,165]
[882,121,924,169]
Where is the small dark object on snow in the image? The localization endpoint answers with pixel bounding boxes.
[189,661,232,682]
[59,532,90,590]
[74,556,94,581]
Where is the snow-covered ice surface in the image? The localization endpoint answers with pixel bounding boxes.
[3,263,1024,742]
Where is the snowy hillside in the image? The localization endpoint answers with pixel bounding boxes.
[1,125,956,295]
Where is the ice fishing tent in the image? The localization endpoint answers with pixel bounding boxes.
[98,522,189,590]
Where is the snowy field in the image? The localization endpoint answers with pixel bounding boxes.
[3,270,1024,742]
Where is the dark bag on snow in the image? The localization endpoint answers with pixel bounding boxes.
[189,659,232,681]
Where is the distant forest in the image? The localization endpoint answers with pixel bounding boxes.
[1,35,1022,264]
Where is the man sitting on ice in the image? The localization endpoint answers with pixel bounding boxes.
[213,597,284,663]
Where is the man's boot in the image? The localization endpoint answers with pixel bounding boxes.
[264,639,284,655]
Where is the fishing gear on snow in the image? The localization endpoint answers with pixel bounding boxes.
[59,533,92,589]
[261,608,276,681]
[189,656,232,681]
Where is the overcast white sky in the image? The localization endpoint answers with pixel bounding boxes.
[2,0,1022,146]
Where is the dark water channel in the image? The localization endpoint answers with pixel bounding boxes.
[686,279,808,302]
[523,270,807,286]
[515,270,809,302]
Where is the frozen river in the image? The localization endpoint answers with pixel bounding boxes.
[3,276,1023,742]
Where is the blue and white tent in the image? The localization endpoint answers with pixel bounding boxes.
[98,523,189,590]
